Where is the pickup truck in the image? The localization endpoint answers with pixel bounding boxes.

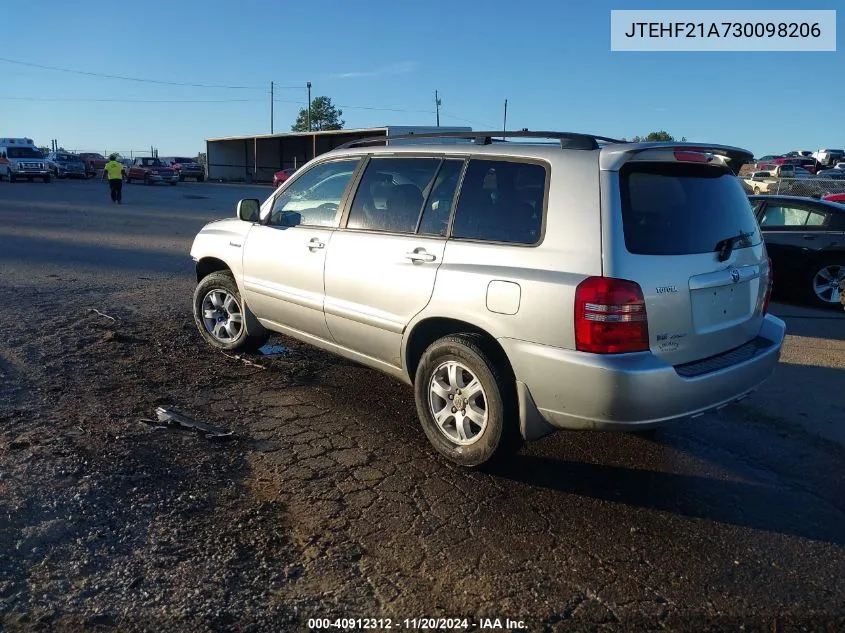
[125,157,179,185]
[78,153,107,177]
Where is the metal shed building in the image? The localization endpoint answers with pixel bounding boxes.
[205,126,471,183]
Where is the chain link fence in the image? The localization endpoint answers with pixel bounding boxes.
[744,177,845,198]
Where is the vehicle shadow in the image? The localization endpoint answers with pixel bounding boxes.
[489,452,845,545]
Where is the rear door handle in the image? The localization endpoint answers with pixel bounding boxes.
[307,237,325,251]
[405,249,436,263]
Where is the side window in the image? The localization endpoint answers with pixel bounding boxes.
[347,157,441,233]
[760,205,809,227]
[451,159,546,245]
[418,160,463,236]
[805,211,828,227]
[268,159,359,228]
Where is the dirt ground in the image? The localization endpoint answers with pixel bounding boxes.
[1,180,844,633]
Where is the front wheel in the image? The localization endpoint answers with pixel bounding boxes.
[144,174,151,186]
[414,334,521,468]
[807,260,845,309]
[197,175,205,183]
[192,271,269,353]
[43,175,51,183]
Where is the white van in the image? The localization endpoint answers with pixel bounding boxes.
[0,137,51,182]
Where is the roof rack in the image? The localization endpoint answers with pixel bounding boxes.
[336,130,624,151]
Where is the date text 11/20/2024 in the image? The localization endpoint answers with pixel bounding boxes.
[307,617,527,630]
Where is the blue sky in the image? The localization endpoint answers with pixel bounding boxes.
[2,0,841,157]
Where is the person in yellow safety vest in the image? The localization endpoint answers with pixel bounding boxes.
[102,154,125,204]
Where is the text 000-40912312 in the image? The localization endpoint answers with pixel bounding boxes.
[610,10,836,51]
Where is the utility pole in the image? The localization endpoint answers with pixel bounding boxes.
[435,90,441,127]
[306,81,312,132]
[270,81,274,134]
[503,99,508,140]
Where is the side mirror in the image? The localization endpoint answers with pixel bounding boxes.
[237,198,261,222]
[278,211,302,227]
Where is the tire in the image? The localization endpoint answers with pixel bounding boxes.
[192,271,269,353]
[144,174,151,186]
[43,175,51,183]
[8,174,14,183]
[179,174,185,182]
[414,334,522,468]
[169,181,177,186]
[806,258,845,309]
[197,175,205,183]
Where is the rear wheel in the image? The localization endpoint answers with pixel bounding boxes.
[8,174,14,183]
[197,175,205,183]
[192,271,269,353]
[43,175,51,183]
[144,174,151,186]
[414,334,522,468]
[807,259,845,309]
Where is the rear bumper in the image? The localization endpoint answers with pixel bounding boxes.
[147,174,179,183]
[501,314,786,432]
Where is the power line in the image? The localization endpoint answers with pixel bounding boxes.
[1,96,261,103]
[0,56,301,90]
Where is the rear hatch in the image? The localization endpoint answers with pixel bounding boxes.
[601,145,770,366]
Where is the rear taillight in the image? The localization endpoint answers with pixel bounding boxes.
[575,277,649,354]
[674,150,713,163]
[762,257,774,315]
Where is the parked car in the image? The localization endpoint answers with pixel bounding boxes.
[125,157,178,185]
[0,137,51,183]
[272,167,297,188]
[44,151,87,179]
[812,149,845,168]
[188,130,785,467]
[750,195,845,308]
[77,152,107,177]
[743,170,779,194]
[770,156,819,174]
[756,154,782,166]
[816,163,845,179]
[159,156,205,182]
[823,192,845,203]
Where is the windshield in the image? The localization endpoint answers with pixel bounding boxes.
[619,162,762,256]
[7,147,42,159]
[175,157,194,163]
[141,158,164,167]
[55,154,79,162]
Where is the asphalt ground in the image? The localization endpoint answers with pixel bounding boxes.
[1,177,843,632]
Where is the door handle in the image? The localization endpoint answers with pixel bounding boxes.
[307,237,325,251]
[405,250,436,263]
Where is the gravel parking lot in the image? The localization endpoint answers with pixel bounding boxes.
[1,178,844,632]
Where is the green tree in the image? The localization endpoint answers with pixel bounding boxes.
[291,96,345,132]
[629,131,687,142]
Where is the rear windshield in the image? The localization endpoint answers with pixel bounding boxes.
[619,163,762,256]
[175,157,194,163]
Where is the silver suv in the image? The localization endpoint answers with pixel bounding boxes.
[190,131,786,467]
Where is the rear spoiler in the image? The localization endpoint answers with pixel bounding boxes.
[600,142,754,175]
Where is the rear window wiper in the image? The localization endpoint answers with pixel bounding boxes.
[714,230,755,262]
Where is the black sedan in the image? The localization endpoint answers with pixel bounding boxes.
[749,195,845,308]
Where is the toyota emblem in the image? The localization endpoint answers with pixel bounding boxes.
[730,268,740,283]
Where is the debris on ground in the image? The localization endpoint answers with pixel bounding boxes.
[258,344,289,356]
[88,308,117,322]
[154,407,233,439]
[221,352,266,369]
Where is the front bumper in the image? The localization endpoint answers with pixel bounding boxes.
[11,169,50,178]
[501,314,786,433]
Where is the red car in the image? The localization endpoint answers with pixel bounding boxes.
[771,156,819,174]
[272,168,297,188]
[823,193,845,203]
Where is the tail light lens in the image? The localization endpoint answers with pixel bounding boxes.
[762,257,774,315]
[575,277,649,354]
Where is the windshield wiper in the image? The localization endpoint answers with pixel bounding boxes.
[714,230,755,262]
